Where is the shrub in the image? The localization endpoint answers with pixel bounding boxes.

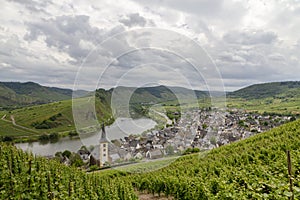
[62,150,71,158]
[38,134,49,141]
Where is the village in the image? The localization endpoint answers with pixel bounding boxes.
[57,108,295,168]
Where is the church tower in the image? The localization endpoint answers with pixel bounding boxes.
[99,124,109,167]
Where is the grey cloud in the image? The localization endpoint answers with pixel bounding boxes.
[132,0,247,28]
[119,13,147,27]
[97,48,208,90]
[0,34,28,57]
[219,62,280,81]
[132,0,234,17]
[8,0,51,14]
[214,44,298,90]
[216,46,268,68]
[0,32,77,88]
[268,53,286,62]
[24,15,104,62]
[218,52,246,64]
[223,30,278,45]
[2,0,300,91]
[211,33,298,91]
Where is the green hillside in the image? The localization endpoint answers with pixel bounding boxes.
[0,97,113,141]
[130,85,208,103]
[227,96,300,115]
[104,85,208,104]
[107,82,300,117]
[98,85,209,118]
[129,119,300,199]
[227,81,300,115]
[1,118,300,199]
[229,81,300,100]
[0,82,73,109]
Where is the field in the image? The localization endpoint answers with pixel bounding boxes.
[0,120,35,137]
[227,97,300,115]
[227,82,300,115]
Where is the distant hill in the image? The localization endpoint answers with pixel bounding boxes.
[0,82,209,109]
[101,85,208,104]
[229,81,300,99]
[2,81,300,109]
[96,85,209,118]
[0,82,73,108]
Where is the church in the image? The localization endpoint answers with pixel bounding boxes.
[89,124,111,167]
[89,124,124,167]
[99,124,109,167]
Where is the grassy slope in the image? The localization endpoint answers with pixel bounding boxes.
[227,82,300,114]
[130,119,300,199]
[227,96,300,115]
[0,97,112,138]
[0,120,36,137]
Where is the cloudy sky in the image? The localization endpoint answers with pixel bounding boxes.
[1,0,300,91]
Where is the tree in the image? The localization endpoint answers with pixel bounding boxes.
[70,153,84,167]
[2,136,13,142]
[290,116,296,122]
[62,150,71,158]
[80,145,88,151]
[165,145,174,155]
[49,132,59,142]
[55,151,62,158]
[210,136,217,146]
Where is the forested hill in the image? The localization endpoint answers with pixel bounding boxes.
[97,85,208,104]
[2,81,300,109]
[0,82,209,109]
[0,82,72,108]
[229,81,300,100]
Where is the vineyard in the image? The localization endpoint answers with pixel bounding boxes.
[1,120,300,199]
[130,119,300,199]
[0,144,137,199]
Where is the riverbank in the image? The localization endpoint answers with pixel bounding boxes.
[15,118,157,156]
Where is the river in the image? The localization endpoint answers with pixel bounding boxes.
[15,118,157,156]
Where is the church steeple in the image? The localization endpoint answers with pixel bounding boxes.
[100,124,109,143]
[99,124,109,167]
